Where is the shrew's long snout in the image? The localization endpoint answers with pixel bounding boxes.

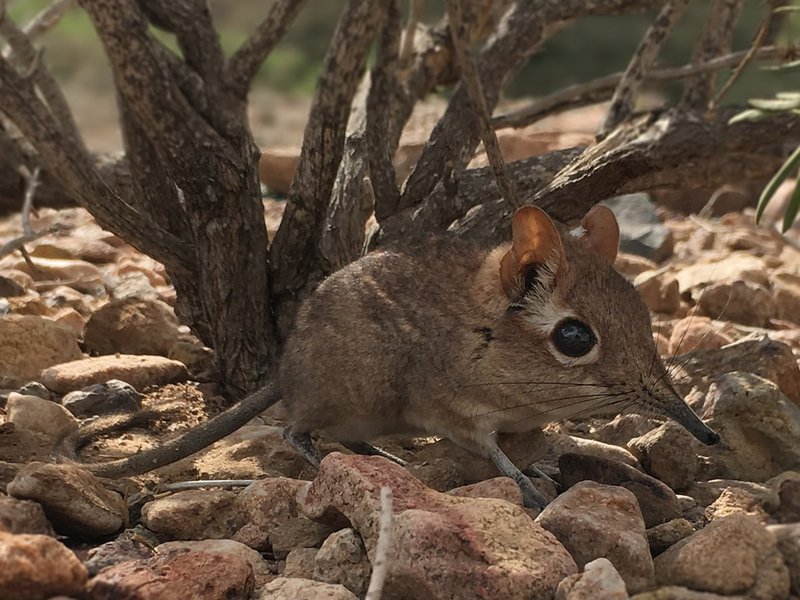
[646,385,720,446]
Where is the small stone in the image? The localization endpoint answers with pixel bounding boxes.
[0,315,82,382]
[654,514,789,599]
[768,523,800,596]
[7,462,126,538]
[773,478,800,523]
[0,274,25,297]
[85,298,180,357]
[86,549,254,600]
[52,307,87,337]
[559,453,681,527]
[6,392,78,439]
[447,477,523,504]
[10,256,103,285]
[15,381,50,400]
[615,253,658,280]
[61,380,141,417]
[41,354,187,393]
[110,271,159,301]
[30,236,119,263]
[270,517,337,557]
[545,432,641,468]
[405,457,465,492]
[647,518,694,556]
[635,271,680,315]
[630,586,739,599]
[556,557,629,600]
[0,531,87,600]
[313,529,371,597]
[683,479,772,508]
[668,316,732,356]
[603,194,673,261]
[595,414,656,447]
[0,494,55,536]
[231,477,310,551]
[284,548,318,579]
[85,538,156,576]
[304,453,578,600]
[704,487,768,523]
[168,339,216,379]
[627,421,699,491]
[674,253,769,294]
[698,281,776,327]
[259,577,356,600]
[141,489,244,540]
[537,481,654,593]
[702,372,800,482]
[157,540,272,588]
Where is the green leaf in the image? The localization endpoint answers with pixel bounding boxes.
[781,177,800,233]
[749,96,800,111]
[728,108,768,124]
[777,91,800,101]
[757,146,800,224]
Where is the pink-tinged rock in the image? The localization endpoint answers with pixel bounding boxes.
[303,452,578,600]
[668,316,732,356]
[0,494,56,536]
[140,489,244,540]
[654,514,789,599]
[84,298,180,357]
[0,314,82,382]
[41,354,187,393]
[536,481,654,594]
[447,477,523,504]
[157,540,272,588]
[86,550,254,600]
[0,531,87,600]
[313,528,371,597]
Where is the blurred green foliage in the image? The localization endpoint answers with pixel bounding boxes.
[8,0,800,99]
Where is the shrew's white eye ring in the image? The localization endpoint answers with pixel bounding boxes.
[551,319,597,358]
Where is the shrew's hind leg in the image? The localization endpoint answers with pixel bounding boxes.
[283,427,321,469]
[342,441,407,467]
[485,435,550,511]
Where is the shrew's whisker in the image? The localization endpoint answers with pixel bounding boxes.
[473,390,633,418]
[459,380,622,389]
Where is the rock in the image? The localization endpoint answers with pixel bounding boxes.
[0,274,26,297]
[447,477,523,504]
[545,432,641,468]
[654,514,789,599]
[259,577,356,600]
[412,429,546,483]
[110,271,159,301]
[627,421,699,491]
[773,478,800,523]
[258,149,299,195]
[313,529,371,597]
[10,256,103,286]
[270,517,337,557]
[603,194,673,261]
[674,253,769,295]
[615,253,658,280]
[41,355,187,393]
[774,280,800,325]
[30,236,120,263]
[168,339,216,379]
[704,487,768,523]
[768,524,800,595]
[556,558,629,600]
[304,453,578,600]
[0,494,55,536]
[537,481,653,593]
[84,298,180,357]
[86,549,254,600]
[284,548,318,579]
[673,337,800,406]
[85,538,156,577]
[559,453,681,527]
[53,307,87,337]
[630,587,741,599]
[667,316,733,356]
[635,270,680,315]
[405,457,465,492]
[157,540,272,588]
[16,381,51,400]
[141,489,244,540]
[647,518,694,556]
[61,380,141,417]
[0,315,82,382]
[595,414,657,447]
[6,392,78,439]
[7,462,126,538]
[231,477,311,551]
[683,479,772,508]
[0,531,87,600]
[697,281,776,327]
[701,372,800,481]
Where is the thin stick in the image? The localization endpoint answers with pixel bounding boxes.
[365,486,394,600]
[446,0,519,209]
[21,166,40,235]
[158,480,255,492]
[599,0,690,136]
[491,45,787,131]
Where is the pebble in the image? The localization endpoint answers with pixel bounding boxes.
[646,518,694,556]
[157,539,273,588]
[0,494,56,536]
[259,577,356,600]
[84,298,180,357]
[627,421,699,491]
[704,487,768,523]
[768,523,800,596]
[61,380,141,417]
[41,354,187,393]
[283,547,319,579]
[313,528,371,597]
[697,280,776,327]
[595,414,657,447]
[556,557,629,600]
[447,477,523,504]
[537,481,654,593]
[141,489,244,540]
[0,314,82,382]
[6,392,78,439]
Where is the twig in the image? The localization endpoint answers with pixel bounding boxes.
[365,486,394,600]
[447,0,519,209]
[21,166,40,235]
[599,0,689,137]
[227,0,309,97]
[681,0,746,111]
[0,228,51,258]
[157,480,255,492]
[710,7,774,112]
[491,45,787,131]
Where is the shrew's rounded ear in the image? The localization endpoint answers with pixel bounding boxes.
[499,206,565,298]
[579,205,620,263]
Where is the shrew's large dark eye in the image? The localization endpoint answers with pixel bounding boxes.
[552,319,597,358]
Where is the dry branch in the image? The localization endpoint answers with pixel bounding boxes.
[447,0,519,209]
[492,45,789,131]
[681,0,746,110]
[599,0,689,136]
[228,0,308,98]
